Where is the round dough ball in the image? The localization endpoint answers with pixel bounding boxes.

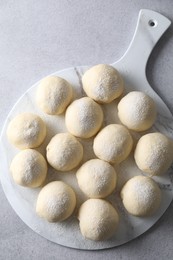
[82,64,124,103]
[36,181,76,222]
[10,149,47,188]
[121,176,161,216]
[118,91,157,131]
[36,76,73,115]
[65,97,103,138]
[7,113,46,149]
[46,133,83,171]
[93,124,133,164]
[76,159,117,198]
[134,132,173,176]
[78,199,119,241]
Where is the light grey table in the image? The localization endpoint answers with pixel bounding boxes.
[0,1,173,259]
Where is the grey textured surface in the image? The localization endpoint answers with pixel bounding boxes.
[0,0,173,259]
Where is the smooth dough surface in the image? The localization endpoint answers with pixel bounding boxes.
[36,76,73,115]
[78,199,119,241]
[10,149,47,188]
[65,97,103,138]
[46,133,83,171]
[7,113,46,149]
[36,181,76,222]
[134,132,173,176]
[121,176,161,217]
[76,159,117,198]
[118,91,157,131]
[82,64,124,103]
[93,124,133,164]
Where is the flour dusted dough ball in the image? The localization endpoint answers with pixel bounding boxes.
[78,199,119,241]
[10,149,47,188]
[7,113,46,149]
[46,133,83,171]
[36,76,73,115]
[134,133,173,176]
[118,91,157,131]
[121,176,161,216]
[36,181,76,222]
[65,97,103,138]
[82,64,124,103]
[93,124,133,164]
[76,159,117,198]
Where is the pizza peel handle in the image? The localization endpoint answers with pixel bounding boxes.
[113,9,171,74]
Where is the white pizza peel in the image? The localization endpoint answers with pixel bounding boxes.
[0,9,172,250]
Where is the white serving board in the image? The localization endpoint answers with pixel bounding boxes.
[0,9,173,250]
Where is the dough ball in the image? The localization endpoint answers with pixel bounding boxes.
[7,113,46,149]
[134,132,173,176]
[10,149,47,188]
[121,176,161,216]
[82,64,124,103]
[36,76,73,115]
[65,97,103,138]
[93,124,133,164]
[76,159,117,198]
[36,181,76,222]
[78,199,119,241]
[46,133,83,171]
[118,91,157,131]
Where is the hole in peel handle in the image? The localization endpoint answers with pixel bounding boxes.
[113,9,171,71]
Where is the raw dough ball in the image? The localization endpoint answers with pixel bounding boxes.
[76,159,117,198]
[36,181,76,222]
[36,76,73,115]
[93,124,133,164]
[10,149,47,188]
[7,113,46,149]
[118,91,157,131]
[65,97,103,138]
[121,176,161,216]
[134,132,173,176]
[78,199,119,241]
[46,133,83,171]
[82,64,124,103]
